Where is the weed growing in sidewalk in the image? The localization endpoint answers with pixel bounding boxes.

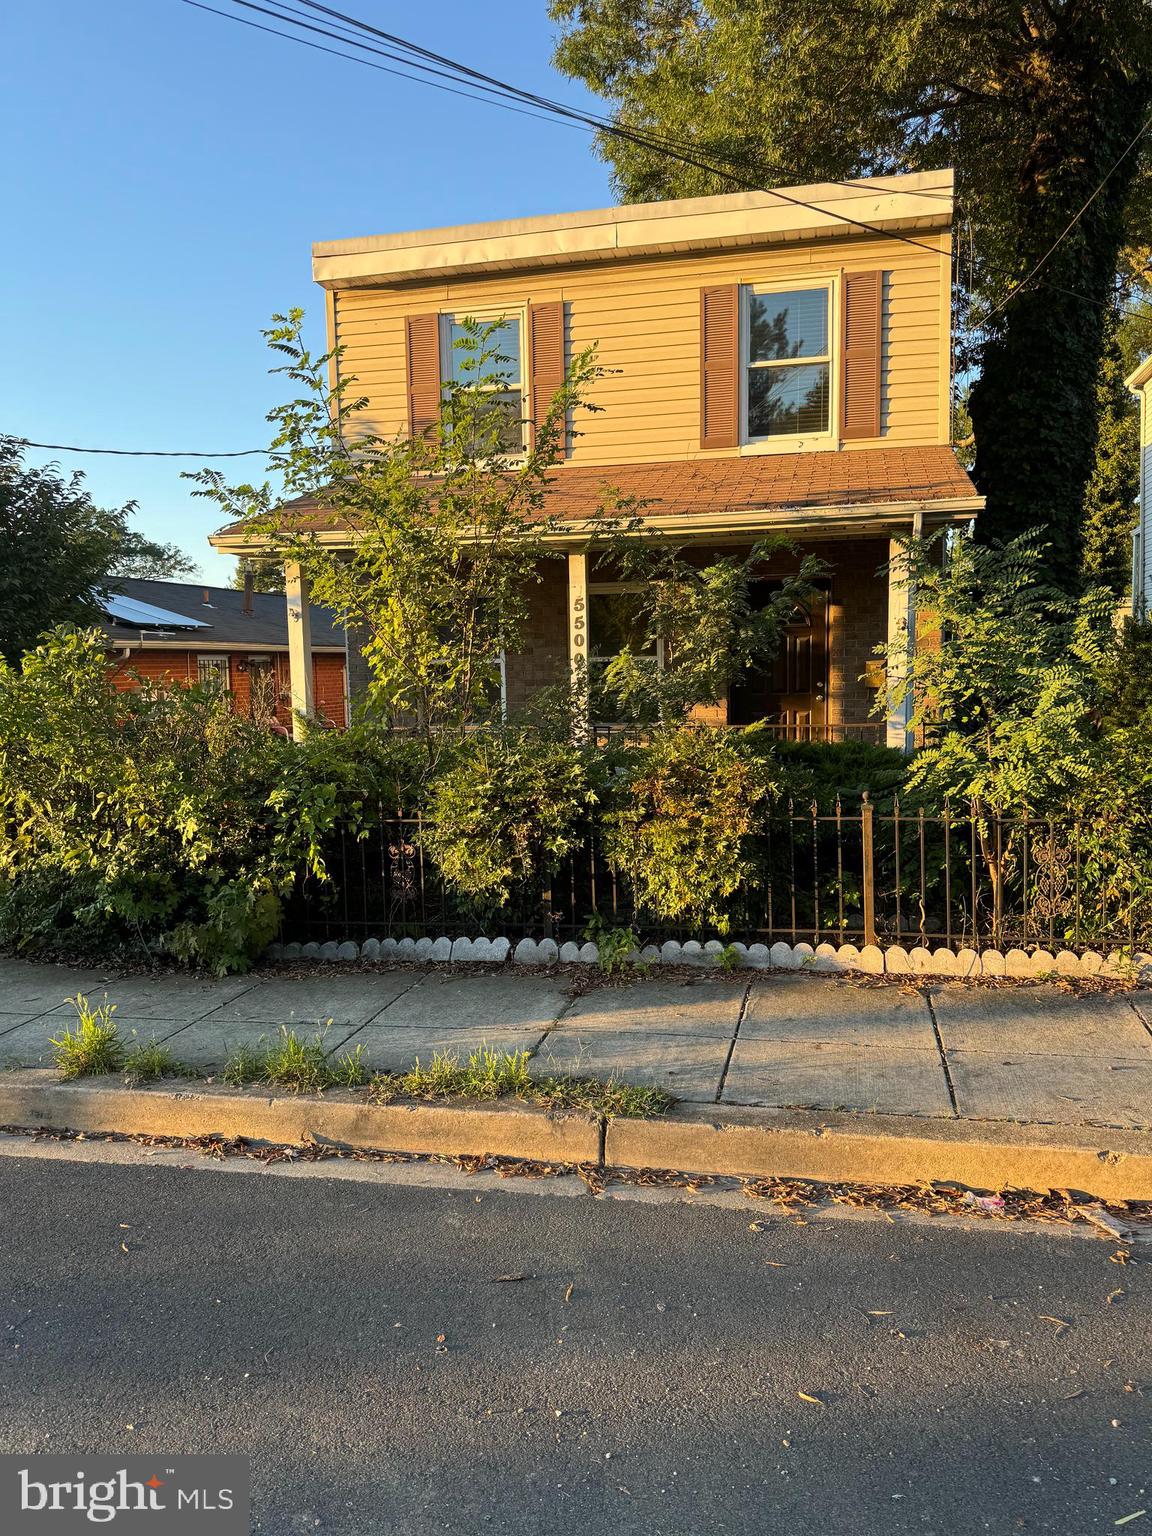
[122,1041,186,1084]
[368,1045,673,1118]
[50,996,125,1079]
[221,1027,368,1094]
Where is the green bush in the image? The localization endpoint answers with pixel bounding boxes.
[422,730,606,904]
[604,726,779,925]
[0,629,306,971]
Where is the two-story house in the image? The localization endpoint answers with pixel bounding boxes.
[210,170,981,742]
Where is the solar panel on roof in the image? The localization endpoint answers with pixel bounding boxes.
[99,591,213,630]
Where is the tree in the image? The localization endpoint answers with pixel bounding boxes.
[550,0,1152,592]
[231,555,285,594]
[191,311,617,763]
[0,437,195,664]
[1081,314,1140,597]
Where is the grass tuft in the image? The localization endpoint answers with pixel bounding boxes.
[368,1045,673,1118]
[122,1040,187,1084]
[50,995,126,1079]
[221,1026,368,1094]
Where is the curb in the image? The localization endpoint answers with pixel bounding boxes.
[605,1105,1152,1203]
[1,1072,1149,1200]
[0,1072,600,1165]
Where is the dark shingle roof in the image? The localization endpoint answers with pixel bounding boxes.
[97,577,345,650]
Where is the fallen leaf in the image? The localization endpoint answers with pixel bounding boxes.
[491,1274,528,1284]
[763,1261,788,1269]
[1060,1389,1085,1401]
[867,1310,893,1317]
[1039,1315,1071,1337]
[1111,1250,1132,1265]
[1107,1290,1126,1305]
[1115,1513,1146,1527]
[797,1390,824,1406]
[120,1242,129,1254]
[563,1284,574,1304]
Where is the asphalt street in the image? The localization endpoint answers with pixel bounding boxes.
[0,1141,1147,1535]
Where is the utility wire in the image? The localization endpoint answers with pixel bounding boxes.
[978,112,1152,323]
[13,438,267,458]
[184,0,960,264]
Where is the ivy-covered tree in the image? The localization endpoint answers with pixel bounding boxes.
[0,437,195,664]
[1081,315,1140,597]
[550,0,1152,592]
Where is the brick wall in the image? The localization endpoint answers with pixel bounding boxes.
[109,648,346,731]
[503,560,570,717]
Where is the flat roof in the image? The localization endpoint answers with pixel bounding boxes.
[312,171,954,290]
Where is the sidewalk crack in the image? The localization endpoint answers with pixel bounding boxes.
[925,988,960,1117]
[715,980,753,1103]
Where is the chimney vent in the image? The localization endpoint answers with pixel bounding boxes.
[243,572,254,615]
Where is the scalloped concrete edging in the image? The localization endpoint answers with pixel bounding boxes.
[270,933,1152,982]
[1,1071,1149,1201]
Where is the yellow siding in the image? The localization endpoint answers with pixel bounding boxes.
[332,232,951,466]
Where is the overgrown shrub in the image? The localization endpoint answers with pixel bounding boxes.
[0,629,305,971]
[422,730,607,904]
[604,726,779,925]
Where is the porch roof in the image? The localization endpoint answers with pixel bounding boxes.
[209,445,981,551]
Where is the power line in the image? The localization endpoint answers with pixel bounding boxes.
[184,0,960,265]
[13,438,267,458]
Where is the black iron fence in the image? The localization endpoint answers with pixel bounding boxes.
[280,797,1149,954]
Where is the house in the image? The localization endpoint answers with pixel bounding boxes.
[209,170,981,742]
[99,577,348,729]
[1125,356,1152,619]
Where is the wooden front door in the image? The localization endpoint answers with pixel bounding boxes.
[728,583,829,734]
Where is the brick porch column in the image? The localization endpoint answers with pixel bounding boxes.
[284,560,315,742]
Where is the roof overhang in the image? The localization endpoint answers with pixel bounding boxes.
[312,171,954,291]
[210,496,980,555]
[1126,355,1152,392]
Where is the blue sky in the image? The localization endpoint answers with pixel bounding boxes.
[1,0,613,580]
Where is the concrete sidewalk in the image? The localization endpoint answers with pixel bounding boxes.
[0,957,1149,1134]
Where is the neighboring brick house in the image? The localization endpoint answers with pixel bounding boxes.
[210,171,982,744]
[99,578,348,731]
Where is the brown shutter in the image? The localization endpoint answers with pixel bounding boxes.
[700,285,740,449]
[841,271,883,440]
[529,301,567,452]
[405,313,442,439]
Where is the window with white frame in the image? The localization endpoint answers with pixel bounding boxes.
[443,311,525,454]
[744,284,832,441]
[196,653,230,689]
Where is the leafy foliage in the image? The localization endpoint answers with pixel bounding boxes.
[0,629,304,971]
[604,725,779,924]
[1081,316,1140,597]
[881,532,1116,813]
[422,731,606,903]
[593,538,825,721]
[0,438,194,663]
[191,311,620,761]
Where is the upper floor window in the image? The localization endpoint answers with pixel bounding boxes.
[444,311,525,454]
[744,285,832,441]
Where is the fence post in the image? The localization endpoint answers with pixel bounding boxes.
[861,794,877,949]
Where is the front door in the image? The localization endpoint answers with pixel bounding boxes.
[728,583,829,735]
